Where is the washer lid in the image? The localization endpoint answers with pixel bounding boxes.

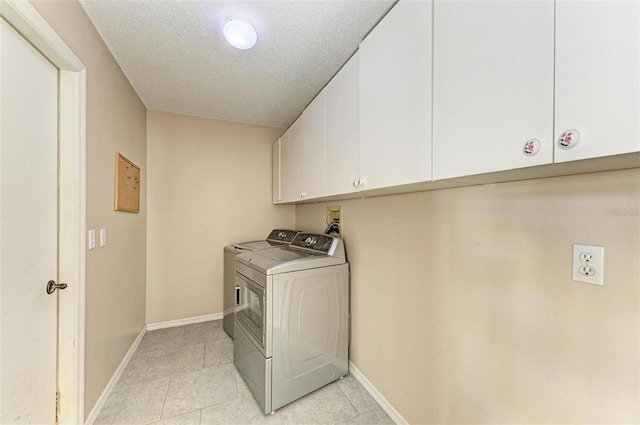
[225,229,300,252]
[235,233,346,275]
[235,240,277,250]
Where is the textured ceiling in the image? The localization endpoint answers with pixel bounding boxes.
[80,0,395,128]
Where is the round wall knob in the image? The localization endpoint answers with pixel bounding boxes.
[523,139,541,155]
[558,129,580,148]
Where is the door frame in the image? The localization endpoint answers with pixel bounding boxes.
[0,1,86,423]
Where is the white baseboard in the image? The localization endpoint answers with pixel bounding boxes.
[146,313,223,331]
[85,327,146,425]
[349,361,408,425]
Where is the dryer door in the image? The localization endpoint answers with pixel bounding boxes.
[235,272,267,355]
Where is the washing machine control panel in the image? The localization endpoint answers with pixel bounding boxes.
[291,233,336,254]
[266,229,299,243]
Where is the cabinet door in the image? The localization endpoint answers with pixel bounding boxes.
[325,52,360,196]
[286,118,303,201]
[555,0,640,162]
[288,93,325,201]
[359,0,432,190]
[280,129,295,203]
[432,0,554,180]
[272,138,281,203]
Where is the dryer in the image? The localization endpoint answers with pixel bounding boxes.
[233,232,349,414]
[223,229,298,338]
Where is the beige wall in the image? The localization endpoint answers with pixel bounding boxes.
[296,169,640,424]
[31,0,147,418]
[146,111,294,324]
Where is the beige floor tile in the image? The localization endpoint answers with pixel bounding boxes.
[276,382,359,425]
[95,377,170,425]
[337,374,380,414]
[201,396,283,425]
[153,410,201,425]
[336,408,395,425]
[162,363,238,419]
[119,343,205,386]
[137,327,186,354]
[204,337,233,367]
[182,321,227,345]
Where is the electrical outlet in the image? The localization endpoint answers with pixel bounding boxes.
[579,252,594,263]
[572,244,604,286]
[579,265,595,276]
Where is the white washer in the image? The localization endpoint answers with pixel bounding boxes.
[234,233,349,414]
[223,229,298,338]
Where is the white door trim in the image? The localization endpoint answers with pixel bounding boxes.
[0,1,86,423]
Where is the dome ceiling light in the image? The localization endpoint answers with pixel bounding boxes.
[223,19,257,50]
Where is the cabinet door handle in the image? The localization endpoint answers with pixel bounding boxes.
[235,285,240,306]
[558,129,580,148]
[523,139,541,155]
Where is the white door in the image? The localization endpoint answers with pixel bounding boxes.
[1,17,59,424]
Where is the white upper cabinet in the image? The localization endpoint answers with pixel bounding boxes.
[554,0,640,162]
[274,0,639,204]
[279,128,295,203]
[433,0,555,180]
[272,138,281,203]
[287,93,325,200]
[325,52,360,196]
[359,0,432,190]
[285,116,304,201]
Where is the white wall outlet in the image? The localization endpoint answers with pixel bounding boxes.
[572,244,604,286]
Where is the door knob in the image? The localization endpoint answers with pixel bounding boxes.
[46,280,68,294]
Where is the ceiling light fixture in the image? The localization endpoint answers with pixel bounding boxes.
[223,19,257,50]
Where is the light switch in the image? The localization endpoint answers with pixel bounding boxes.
[100,228,107,247]
[88,229,96,250]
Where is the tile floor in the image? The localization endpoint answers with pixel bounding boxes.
[94,320,395,425]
